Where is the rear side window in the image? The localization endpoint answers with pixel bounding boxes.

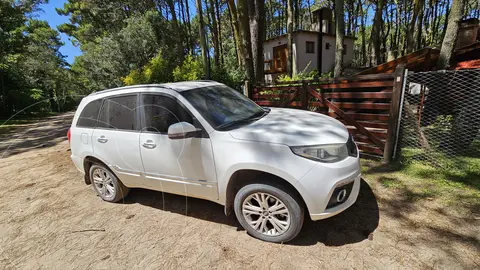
[97,95,138,131]
[141,94,193,133]
[77,99,102,128]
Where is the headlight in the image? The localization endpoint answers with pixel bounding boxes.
[290,144,349,163]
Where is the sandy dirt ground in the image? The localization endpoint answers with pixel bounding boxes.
[0,113,478,269]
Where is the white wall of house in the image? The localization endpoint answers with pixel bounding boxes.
[263,32,355,82]
[321,35,354,73]
[294,32,318,74]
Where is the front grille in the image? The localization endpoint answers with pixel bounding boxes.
[346,134,358,157]
[326,181,354,209]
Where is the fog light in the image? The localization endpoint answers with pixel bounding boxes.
[336,189,347,203]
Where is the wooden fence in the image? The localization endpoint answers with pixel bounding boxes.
[247,65,406,161]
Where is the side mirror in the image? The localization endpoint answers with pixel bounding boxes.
[168,122,201,139]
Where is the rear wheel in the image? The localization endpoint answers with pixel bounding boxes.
[89,164,129,202]
[234,183,304,243]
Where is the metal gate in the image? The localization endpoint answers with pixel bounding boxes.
[395,69,480,165]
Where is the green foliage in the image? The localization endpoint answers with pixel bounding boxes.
[0,1,73,117]
[277,62,331,83]
[29,89,43,100]
[123,51,171,85]
[211,66,244,90]
[172,55,203,82]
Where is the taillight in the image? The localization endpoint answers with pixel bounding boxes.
[67,128,71,143]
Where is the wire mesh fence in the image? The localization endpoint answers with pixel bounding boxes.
[396,69,480,167]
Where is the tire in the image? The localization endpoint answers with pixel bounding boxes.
[89,164,129,202]
[234,183,304,243]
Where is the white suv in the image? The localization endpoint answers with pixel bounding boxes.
[69,81,361,243]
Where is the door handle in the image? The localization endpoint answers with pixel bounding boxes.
[142,140,157,149]
[97,136,108,143]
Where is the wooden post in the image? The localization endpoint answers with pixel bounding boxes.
[244,80,252,99]
[301,82,308,110]
[384,64,406,163]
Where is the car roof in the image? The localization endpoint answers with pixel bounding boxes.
[88,80,223,97]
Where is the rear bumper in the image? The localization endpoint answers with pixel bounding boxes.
[70,154,84,174]
[296,156,361,221]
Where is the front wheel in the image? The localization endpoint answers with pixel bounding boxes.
[234,183,304,243]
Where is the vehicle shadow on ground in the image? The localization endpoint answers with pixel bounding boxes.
[124,179,379,247]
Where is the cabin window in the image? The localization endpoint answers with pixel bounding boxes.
[325,43,331,50]
[306,41,315,54]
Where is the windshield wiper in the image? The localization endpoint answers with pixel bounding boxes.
[217,109,269,131]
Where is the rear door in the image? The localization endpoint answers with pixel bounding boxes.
[71,99,103,157]
[138,93,217,200]
[92,94,144,187]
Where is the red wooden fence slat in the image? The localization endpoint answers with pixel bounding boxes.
[310,102,390,110]
[254,86,299,92]
[322,92,393,99]
[349,128,387,139]
[305,86,386,150]
[356,144,383,155]
[256,101,303,107]
[340,120,389,129]
[252,94,291,99]
[328,112,390,121]
[309,80,394,89]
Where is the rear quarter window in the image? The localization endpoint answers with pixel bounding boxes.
[77,99,102,128]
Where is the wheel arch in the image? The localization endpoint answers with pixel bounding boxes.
[83,156,111,185]
[224,169,307,216]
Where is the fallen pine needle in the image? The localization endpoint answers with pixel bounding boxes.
[69,229,105,233]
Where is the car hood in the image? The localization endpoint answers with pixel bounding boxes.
[228,107,349,146]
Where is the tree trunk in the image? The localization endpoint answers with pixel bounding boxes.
[215,0,224,65]
[334,0,345,77]
[371,0,384,66]
[237,0,254,81]
[416,5,424,50]
[166,0,184,63]
[185,0,193,52]
[294,0,299,30]
[359,0,366,65]
[441,0,451,41]
[437,0,465,70]
[406,0,424,53]
[250,0,266,84]
[286,0,294,76]
[196,0,210,79]
[208,0,220,67]
[227,0,243,66]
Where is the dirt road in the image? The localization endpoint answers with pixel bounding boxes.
[0,113,478,269]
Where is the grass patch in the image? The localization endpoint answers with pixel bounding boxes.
[362,158,480,210]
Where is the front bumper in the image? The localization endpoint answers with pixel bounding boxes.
[297,156,361,221]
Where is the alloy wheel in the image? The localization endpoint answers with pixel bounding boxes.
[241,192,291,236]
[92,168,116,200]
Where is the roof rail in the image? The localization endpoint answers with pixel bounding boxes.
[87,85,157,96]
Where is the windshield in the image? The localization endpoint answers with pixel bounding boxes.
[181,85,266,130]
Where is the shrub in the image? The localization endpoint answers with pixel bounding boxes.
[276,62,332,83]
[211,66,243,90]
[172,55,203,82]
[122,50,171,85]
